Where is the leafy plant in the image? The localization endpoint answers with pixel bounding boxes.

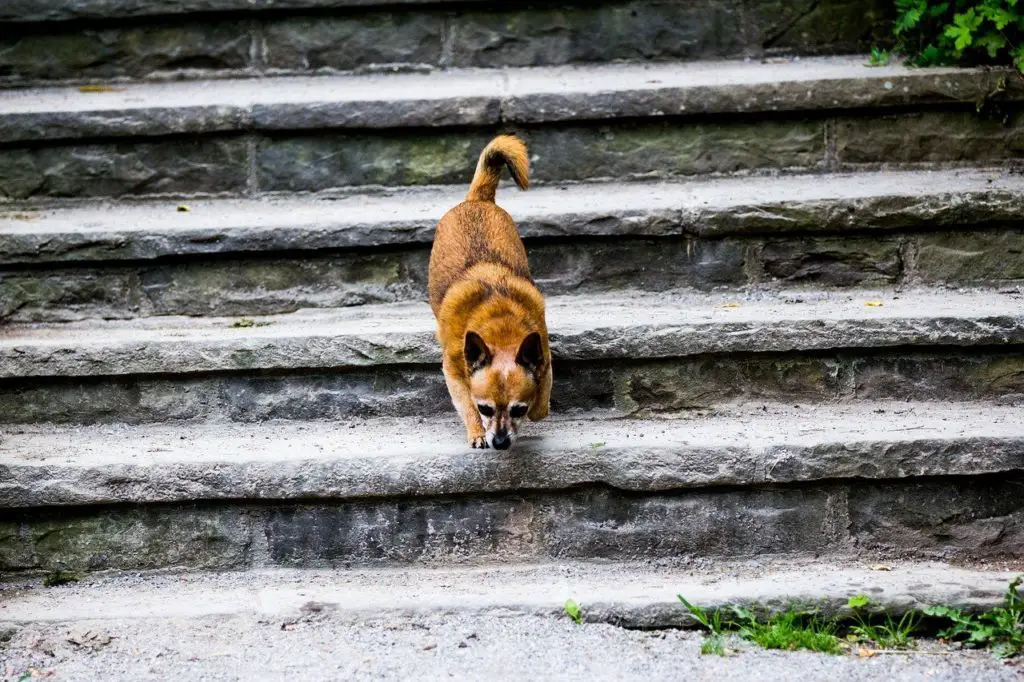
[43,570,80,587]
[678,596,841,655]
[924,576,1023,659]
[678,596,727,636]
[869,45,893,65]
[847,595,920,649]
[700,636,727,656]
[885,0,1024,71]
[564,598,582,625]
[730,606,843,654]
[678,595,730,656]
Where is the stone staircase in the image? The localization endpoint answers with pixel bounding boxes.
[1,0,1023,585]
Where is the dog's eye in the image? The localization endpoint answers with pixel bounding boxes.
[510,404,528,419]
[477,404,495,417]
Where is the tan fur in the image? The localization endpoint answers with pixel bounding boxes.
[428,135,551,449]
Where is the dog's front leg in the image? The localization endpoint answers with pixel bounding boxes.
[442,355,488,448]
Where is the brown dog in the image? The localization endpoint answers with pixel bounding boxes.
[428,135,551,449]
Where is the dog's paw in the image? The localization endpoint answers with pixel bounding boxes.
[470,435,489,449]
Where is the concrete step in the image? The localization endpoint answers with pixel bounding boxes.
[3,561,1022,681]
[3,170,1022,323]
[1,559,1020,629]
[1,288,1022,424]
[0,59,1018,201]
[0,0,887,85]
[6,59,1016,144]
[2,402,1022,574]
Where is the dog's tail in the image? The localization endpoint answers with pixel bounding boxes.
[466,135,529,202]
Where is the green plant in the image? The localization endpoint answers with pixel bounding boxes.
[887,0,1024,71]
[846,595,920,649]
[868,45,893,65]
[924,576,1024,659]
[700,636,727,656]
[678,595,731,656]
[731,606,843,654]
[43,570,80,587]
[564,599,582,624]
[678,596,727,636]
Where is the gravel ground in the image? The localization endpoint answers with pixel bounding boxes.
[2,612,1021,682]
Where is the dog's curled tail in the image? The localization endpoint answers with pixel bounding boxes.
[466,135,529,203]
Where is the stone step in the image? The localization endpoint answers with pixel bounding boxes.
[0,559,1019,631]
[2,401,1022,574]
[0,0,886,86]
[3,170,1022,323]
[1,289,1022,424]
[7,59,1016,145]
[1,59,1018,201]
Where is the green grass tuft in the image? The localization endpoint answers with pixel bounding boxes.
[564,598,582,625]
[43,570,80,587]
[732,607,842,654]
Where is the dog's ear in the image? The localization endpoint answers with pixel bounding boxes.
[515,332,543,373]
[464,331,492,372]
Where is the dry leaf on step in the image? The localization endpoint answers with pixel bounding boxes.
[78,84,122,93]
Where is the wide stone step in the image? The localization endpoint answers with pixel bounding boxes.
[0,59,1018,201]
[3,170,1022,323]
[1,401,1022,574]
[1,0,886,86]
[1,560,1016,631]
[1,288,1022,424]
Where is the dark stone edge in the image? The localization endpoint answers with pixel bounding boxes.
[2,189,1021,266]
[2,436,1022,508]
[3,313,1023,378]
[2,67,1018,144]
[0,0,489,23]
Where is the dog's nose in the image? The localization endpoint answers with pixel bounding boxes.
[492,431,512,450]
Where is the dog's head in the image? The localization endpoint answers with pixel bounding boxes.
[464,330,544,450]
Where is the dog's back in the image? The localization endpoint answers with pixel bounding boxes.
[428,135,532,315]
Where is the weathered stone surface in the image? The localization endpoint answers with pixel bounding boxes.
[752,0,889,56]
[252,119,824,192]
[4,404,1023,509]
[0,506,253,573]
[6,59,1015,145]
[0,138,248,200]
[848,476,1024,558]
[254,132,490,191]
[265,488,841,564]
[444,1,746,68]
[3,289,1023,378]
[1,349,1021,424]
[525,119,825,182]
[853,352,1024,402]
[262,13,443,72]
[501,62,1019,126]
[0,363,614,424]
[0,0,887,78]
[836,111,1024,167]
[266,498,535,565]
[3,473,1021,571]
[542,488,839,559]
[914,229,1024,283]
[621,355,847,411]
[2,171,1020,265]
[0,0,491,23]
[0,21,251,85]
[0,269,146,322]
[0,560,1017,631]
[0,237,745,322]
[758,236,901,286]
[253,118,823,191]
